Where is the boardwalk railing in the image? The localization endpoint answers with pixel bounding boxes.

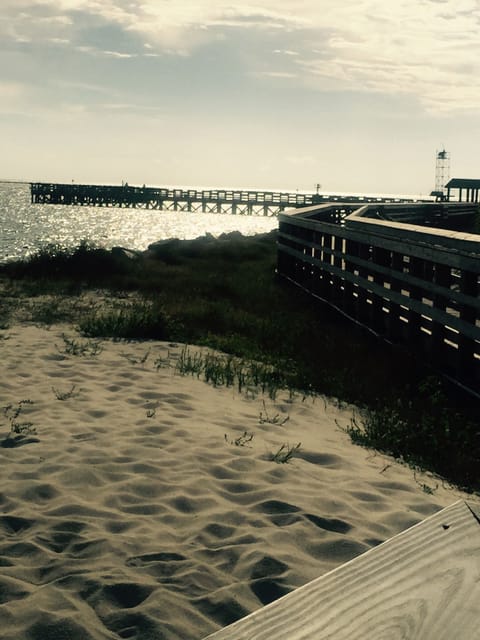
[277,202,480,393]
[30,182,428,217]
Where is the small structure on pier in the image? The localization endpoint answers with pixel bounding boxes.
[445,178,480,203]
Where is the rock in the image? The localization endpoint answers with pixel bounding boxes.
[111,247,142,260]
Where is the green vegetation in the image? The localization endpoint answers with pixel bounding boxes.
[259,400,290,426]
[3,400,35,435]
[80,301,173,340]
[52,384,78,401]
[173,345,292,399]
[225,431,255,447]
[0,232,478,491]
[345,376,479,491]
[1,400,38,448]
[270,442,302,464]
[59,334,103,357]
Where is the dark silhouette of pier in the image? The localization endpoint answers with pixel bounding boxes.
[30,182,427,216]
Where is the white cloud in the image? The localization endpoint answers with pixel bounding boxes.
[102,49,136,58]
[290,0,480,113]
[274,49,299,56]
[252,70,297,79]
[1,0,480,113]
[0,7,71,44]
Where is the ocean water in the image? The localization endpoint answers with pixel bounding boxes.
[0,182,277,264]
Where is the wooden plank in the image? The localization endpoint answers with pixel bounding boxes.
[203,501,480,640]
[346,216,480,258]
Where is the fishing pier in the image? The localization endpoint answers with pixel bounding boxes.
[30,182,425,216]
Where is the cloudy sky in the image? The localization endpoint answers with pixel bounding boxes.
[1,0,479,195]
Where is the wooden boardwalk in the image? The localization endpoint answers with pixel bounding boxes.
[203,501,480,639]
[277,202,480,395]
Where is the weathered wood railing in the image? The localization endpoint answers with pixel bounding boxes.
[277,202,480,394]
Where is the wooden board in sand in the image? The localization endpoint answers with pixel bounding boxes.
[203,500,480,640]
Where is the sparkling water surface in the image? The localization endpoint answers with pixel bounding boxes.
[0,182,277,263]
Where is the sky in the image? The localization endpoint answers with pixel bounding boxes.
[1,0,480,196]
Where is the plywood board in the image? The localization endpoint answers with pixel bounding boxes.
[203,501,480,640]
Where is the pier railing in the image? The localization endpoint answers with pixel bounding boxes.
[277,202,480,393]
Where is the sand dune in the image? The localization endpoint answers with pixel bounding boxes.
[0,323,476,639]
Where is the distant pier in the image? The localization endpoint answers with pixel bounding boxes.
[30,182,427,216]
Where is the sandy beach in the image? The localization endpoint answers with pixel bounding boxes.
[0,322,476,640]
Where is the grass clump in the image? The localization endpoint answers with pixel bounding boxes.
[346,377,479,491]
[80,301,174,340]
[59,334,103,357]
[174,346,292,399]
[1,400,39,448]
[259,400,289,426]
[52,385,78,401]
[3,400,36,435]
[225,432,254,447]
[270,443,301,464]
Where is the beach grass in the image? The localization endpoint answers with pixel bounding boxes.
[270,442,302,464]
[0,231,478,491]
